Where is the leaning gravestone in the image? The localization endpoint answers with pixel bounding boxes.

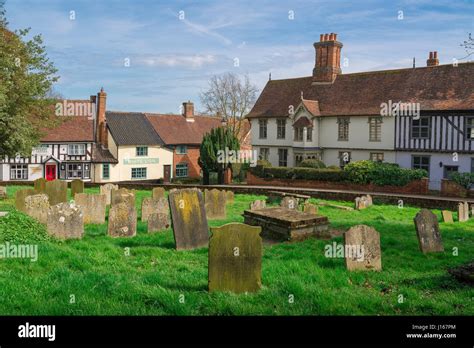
[25,194,49,224]
[34,178,47,193]
[108,202,137,238]
[414,209,444,253]
[47,202,84,240]
[226,190,234,204]
[344,225,382,271]
[0,186,7,200]
[208,223,262,293]
[250,200,266,211]
[441,210,453,223]
[168,188,209,250]
[204,189,227,219]
[142,197,168,222]
[355,195,372,210]
[458,202,469,222]
[75,193,107,224]
[303,202,318,215]
[45,180,67,206]
[100,183,118,205]
[148,213,171,233]
[70,179,84,197]
[111,188,135,207]
[152,187,165,200]
[281,196,298,210]
[15,189,35,212]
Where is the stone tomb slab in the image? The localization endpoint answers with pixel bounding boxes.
[75,193,107,224]
[209,223,262,293]
[414,209,444,253]
[168,188,209,250]
[344,224,382,271]
[243,207,330,242]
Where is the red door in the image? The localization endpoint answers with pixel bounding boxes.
[45,164,56,181]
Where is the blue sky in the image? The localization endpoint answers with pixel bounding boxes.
[4,0,474,113]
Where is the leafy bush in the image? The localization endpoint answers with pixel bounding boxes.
[299,159,326,169]
[293,167,347,181]
[264,167,295,179]
[250,159,272,177]
[0,210,52,244]
[343,160,378,184]
[450,172,474,189]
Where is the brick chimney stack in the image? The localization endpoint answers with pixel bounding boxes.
[312,33,343,84]
[96,87,108,148]
[427,51,439,67]
[182,101,195,123]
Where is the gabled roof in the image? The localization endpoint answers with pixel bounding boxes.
[299,99,320,117]
[247,62,474,118]
[145,113,222,145]
[40,117,94,142]
[106,112,164,146]
[91,144,118,163]
[293,116,313,128]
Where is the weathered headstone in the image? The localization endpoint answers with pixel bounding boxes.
[458,202,469,222]
[25,194,49,224]
[108,202,137,238]
[111,188,135,208]
[355,195,372,210]
[250,200,266,211]
[70,179,84,197]
[0,186,7,200]
[75,193,107,224]
[100,183,118,205]
[45,180,67,206]
[441,210,453,223]
[280,196,298,210]
[148,213,171,233]
[204,189,227,219]
[168,188,209,250]
[141,197,168,222]
[47,202,84,240]
[303,202,318,215]
[15,189,35,212]
[414,209,444,253]
[208,223,262,293]
[226,190,234,204]
[152,187,165,200]
[471,204,474,217]
[34,178,47,193]
[344,225,382,271]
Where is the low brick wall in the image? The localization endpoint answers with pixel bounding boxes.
[440,179,474,198]
[246,172,429,195]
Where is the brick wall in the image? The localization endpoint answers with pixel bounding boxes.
[246,171,429,195]
[173,146,201,178]
[440,179,473,198]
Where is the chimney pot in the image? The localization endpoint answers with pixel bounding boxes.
[324,33,329,41]
[320,34,324,42]
[182,101,195,122]
[427,51,439,67]
[434,51,438,58]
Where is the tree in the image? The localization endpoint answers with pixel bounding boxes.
[200,72,258,143]
[0,2,59,158]
[460,33,473,60]
[198,127,240,185]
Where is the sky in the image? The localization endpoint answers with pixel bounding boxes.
[3,0,474,113]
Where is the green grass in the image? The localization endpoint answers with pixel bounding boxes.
[0,185,473,315]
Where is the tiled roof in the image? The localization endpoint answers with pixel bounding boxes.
[40,117,94,142]
[145,113,223,145]
[106,112,164,146]
[300,99,320,116]
[293,116,313,128]
[247,62,474,118]
[91,144,118,163]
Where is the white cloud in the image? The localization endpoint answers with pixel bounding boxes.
[137,54,216,68]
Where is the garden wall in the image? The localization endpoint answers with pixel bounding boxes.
[440,179,474,198]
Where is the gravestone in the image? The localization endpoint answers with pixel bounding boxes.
[204,189,227,219]
[168,188,209,250]
[34,178,47,193]
[303,202,318,215]
[25,194,49,224]
[45,180,67,206]
[100,183,118,205]
[250,200,266,211]
[152,187,165,200]
[441,210,453,223]
[15,189,35,212]
[47,202,84,240]
[108,202,137,238]
[0,186,7,200]
[414,209,444,253]
[355,195,372,210]
[471,204,474,217]
[111,188,135,208]
[75,193,107,224]
[208,223,262,293]
[344,225,382,271]
[142,197,168,222]
[148,213,171,233]
[70,179,84,197]
[458,202,469,222]
[280,196,298,210]
[226,190,234,204]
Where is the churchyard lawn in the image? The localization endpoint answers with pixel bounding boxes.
[0,185,472,315]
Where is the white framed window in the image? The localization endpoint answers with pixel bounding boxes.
[259,148,269,161]
[259,119,267,139]
[465,117,474,140]
[411,117,431,139]
[136,146,148,157]
[412,155,430,174]
[176,163,188,177]
[277,119,286,139]
[307,127,313,141]
[278,148,288,167]
[369,117,382,142]
[67,163,83,178]
[102,164,110,179]
[294,128,304,141]
[68,144,86,156]
[176,145,187,155]
[337,117,350,141]
[131,167,147,179]
[370,152,384,162]
[10,164,28,180]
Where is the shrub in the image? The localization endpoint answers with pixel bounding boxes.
[250,159,272,177]
[299,159,326,169]
[326,165,340,170]
[450,172,474,189]
[293,167,347,181]
[264,167,294,179]
[343,160,377,184]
